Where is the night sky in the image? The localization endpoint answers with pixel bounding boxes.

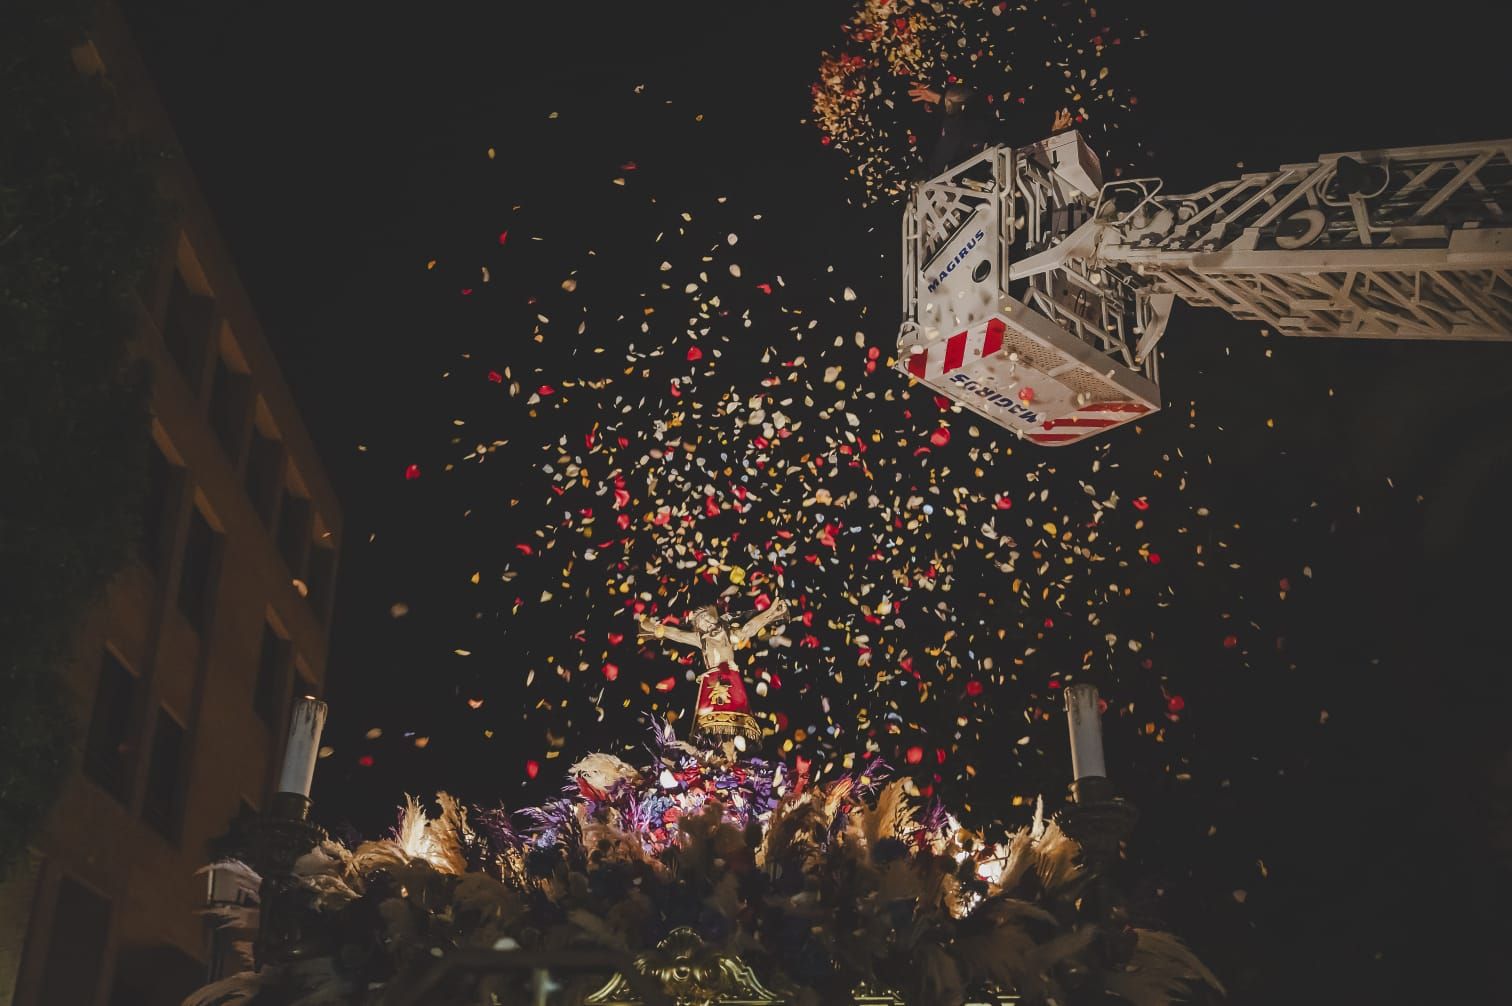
[120,2,1510,1003]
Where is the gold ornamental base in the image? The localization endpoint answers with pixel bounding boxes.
[691,708,762,743]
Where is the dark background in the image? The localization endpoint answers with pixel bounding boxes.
[118,1,1512,1002]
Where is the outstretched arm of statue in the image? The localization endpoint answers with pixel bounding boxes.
[637,614,701,648]
[730,598,789,644]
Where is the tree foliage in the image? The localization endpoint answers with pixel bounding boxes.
[0,0,163,875]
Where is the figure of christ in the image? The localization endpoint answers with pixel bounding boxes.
[637,599,790,744]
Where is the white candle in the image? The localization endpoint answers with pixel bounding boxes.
[1064,683,1106,781]
[277,696,328,797]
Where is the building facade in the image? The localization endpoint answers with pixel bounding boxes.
[0,5,342,1005]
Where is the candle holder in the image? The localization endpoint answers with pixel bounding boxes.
[250,792,329,967]
[250,697,332,967]
[1058,777,1139,870]
[1055,685,1141,975]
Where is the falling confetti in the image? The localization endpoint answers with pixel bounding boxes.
[811,0,1148,203]
[338,7,1338,950]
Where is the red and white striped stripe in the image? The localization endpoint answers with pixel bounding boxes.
[902,316,1154,446]
[1026,402,1151,445]
[905,318,1006,380]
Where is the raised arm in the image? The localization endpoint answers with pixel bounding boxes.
[730,598,790,644]
[638,614,701,648]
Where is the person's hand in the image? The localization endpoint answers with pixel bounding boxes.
[1051,107,1074,132]
[908,84,942,106]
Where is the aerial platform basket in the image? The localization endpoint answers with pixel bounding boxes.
[898,296,1159,445]
[897,132,1512,445]
[897,133,1168,445]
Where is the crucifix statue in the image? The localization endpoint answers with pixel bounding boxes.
[638,599,789,744]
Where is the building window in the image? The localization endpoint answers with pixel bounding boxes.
[276,491,311,578]
[142,706,186,843]
[83,650,137,801]
[161,267,210,388]
[244,427,283,526]
[254,622,288,728]
[177,506,220,633]
[35,875,111,1006]
[208,354,252,466]
[306,542,337,621]
[140,441,180,574]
